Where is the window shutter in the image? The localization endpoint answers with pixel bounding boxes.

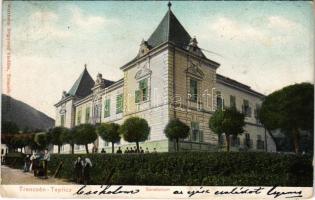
[135,90,141,103]
[199,130,203,142]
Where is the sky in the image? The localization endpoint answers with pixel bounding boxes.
[2,1,314,118]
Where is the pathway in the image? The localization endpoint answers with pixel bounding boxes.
[1,165,73,185]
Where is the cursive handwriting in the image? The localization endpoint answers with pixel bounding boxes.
[267,186,302,198]
[173,187,211,198]
[215,187,264,195]
[75,185,140,196]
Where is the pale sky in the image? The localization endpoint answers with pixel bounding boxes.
[2,1,314,118]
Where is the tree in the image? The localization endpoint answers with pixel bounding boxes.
[49,126,68,154]
[28,133,39,151]
[119,117,150,152]
[1,121,20,152]
[10,134,25,152]
[34,132,50,150]
[259,83,314,153]
[209,107,245,152]
[73,124,97,154]
[97,123,121,153]
[60,127,74,154]
[164,118,190,152]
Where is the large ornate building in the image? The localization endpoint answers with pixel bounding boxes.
[54,4,276,153]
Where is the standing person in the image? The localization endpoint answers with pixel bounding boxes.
[101,148,106,153]
[83,157,93,185]
[74,156,83,184]
[134,146,139,153]
[124,147,129,154]
[33,153,40,177]
[145,148,150,153]
[23,155,31,172]
[116,147,122,154]
[130,147,134,154]
[29,152,36,171]
[43,149,50,179]
[140,147,144,154]
[153,148,157,153]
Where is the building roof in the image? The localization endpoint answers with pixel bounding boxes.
[121,6,211,70]
[216,74,265,98]
[102,78,116,88]
[68,67,95,98]
[147,9,191,49]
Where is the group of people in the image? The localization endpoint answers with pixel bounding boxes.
[74,156,93,184]
[23,149,51,179]
[100,146,158,154]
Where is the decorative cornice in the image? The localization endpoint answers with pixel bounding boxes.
[135,62,152,80]
[186,61,205,80]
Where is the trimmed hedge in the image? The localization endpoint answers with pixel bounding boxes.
[4,152,313,186]
[3,152,25,169]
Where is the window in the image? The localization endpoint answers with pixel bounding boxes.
[94,102,102,123]
[230,95,236,108]
[60,115,65,127]
[218,134,225,145]
[244,133,252,148]
[116,94,123,114]
[242,100,251,117]
[85,107,90,123]
[256,134,264,150]
[135,78,149,103]
[104,99,110,117]
[77,110,82,125]
[231,136,240,147]
[254,103,260,120]
[191,122,201,142]
[190,79,198,102]
[216,91,224,110]
[199,130,204,142]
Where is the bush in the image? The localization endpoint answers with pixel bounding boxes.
[3,152,25,169]
[45,152,312,186]
[4,152,312,186]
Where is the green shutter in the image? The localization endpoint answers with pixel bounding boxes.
[85,107,90,123]
[139,78,148,89]
[190,79,198,102]
[135,90,141,103]
[77,110,81,125]
[116,94,123,114]
[139,78,148,101]
[60,115,65,127]
[104,99,110,117]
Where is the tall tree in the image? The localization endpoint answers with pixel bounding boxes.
[119,117,150,152]
[259,83,314,153]
[209,107,245,152]
[164,118,190,152]
[73,124,97,154]
[97,123,121,153]
[60,127,74,154]
[49,126,68,154]
[34,132,50,150]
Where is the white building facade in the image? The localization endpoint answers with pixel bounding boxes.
[54,6,276,153]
